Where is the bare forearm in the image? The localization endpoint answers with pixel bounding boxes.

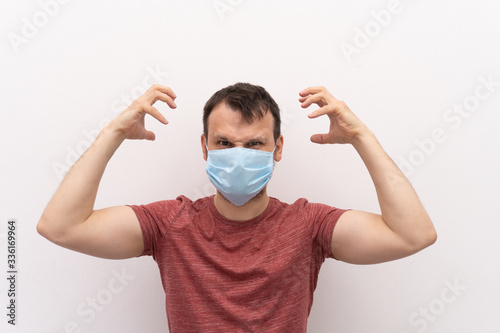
[38,125,125,237]
[351,128,436,246]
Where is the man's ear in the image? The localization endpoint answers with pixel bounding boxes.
[201,134,208,161]
[274,135,284,162]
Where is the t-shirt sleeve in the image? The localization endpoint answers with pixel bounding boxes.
[127,196,187,259]
[300,199,349,260]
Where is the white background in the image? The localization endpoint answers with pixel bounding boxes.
[1,0,499,332]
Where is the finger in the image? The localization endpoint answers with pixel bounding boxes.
[143,105,169,125]
[299,86,325,97]
[144,130,156,141]
[149,84,177,100]
[143,85,177,109]
[310,133,333,144]
[307,105,334,119]
[300,93,327,109]
[151,90,177,109]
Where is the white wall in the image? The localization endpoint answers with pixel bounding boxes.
[1,0,499,332]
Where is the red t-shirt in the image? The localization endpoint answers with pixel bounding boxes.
[128,195,347,333]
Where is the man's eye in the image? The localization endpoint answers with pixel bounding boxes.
[218,141,230,146]
[248,142,261,147]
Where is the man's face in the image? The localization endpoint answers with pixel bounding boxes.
[202,102,283,160]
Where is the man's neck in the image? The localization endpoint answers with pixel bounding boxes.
[213,190,270,221]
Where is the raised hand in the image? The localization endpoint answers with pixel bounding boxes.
[299,86,366,144]
[109,84,177,141]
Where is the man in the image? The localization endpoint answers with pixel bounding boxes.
[37,83,437,332]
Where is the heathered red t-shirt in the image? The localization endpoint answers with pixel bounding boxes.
[128,195,347,333]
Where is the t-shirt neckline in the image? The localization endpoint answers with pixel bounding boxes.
[207,195,276,227]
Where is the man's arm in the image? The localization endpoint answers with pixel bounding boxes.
[299,87,437,264]
[37,84,177,259]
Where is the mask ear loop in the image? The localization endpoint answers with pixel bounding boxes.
[204,135,211,153]
[205,144,212,160]
[272,138,280,154]
[271,141,278,162]
[204,135,210,155]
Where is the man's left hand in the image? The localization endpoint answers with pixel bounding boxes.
[299,86,367,145]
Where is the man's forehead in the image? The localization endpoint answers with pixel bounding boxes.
[207,103,274,138]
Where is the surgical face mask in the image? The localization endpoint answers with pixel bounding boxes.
[205,146,275,206]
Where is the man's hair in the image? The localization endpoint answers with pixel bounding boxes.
[203,82,281,142]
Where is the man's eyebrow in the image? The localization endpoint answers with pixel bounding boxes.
[212,135,268,142]
[213,135,231,141]
[246,136,268,142]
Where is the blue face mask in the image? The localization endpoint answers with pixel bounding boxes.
[206,146,275,206]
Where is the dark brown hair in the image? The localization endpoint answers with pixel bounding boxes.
[203,82,281,142]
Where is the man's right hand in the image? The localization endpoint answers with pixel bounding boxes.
[108,84,177,141]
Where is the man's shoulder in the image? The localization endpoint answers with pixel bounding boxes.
[129,195,213,217]
[269,197,346,219]
[138,195,212,207]
[268,197,314,219]
[269,197,311,210]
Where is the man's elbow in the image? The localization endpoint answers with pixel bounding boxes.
[37,216,65,244]
[423,227,437,248]
[37,217,48,237]
[413,220,438,252]
[37,217,52,240]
